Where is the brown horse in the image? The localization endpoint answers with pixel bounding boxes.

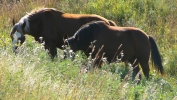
[65,21,164,79]
[10,8,117,58]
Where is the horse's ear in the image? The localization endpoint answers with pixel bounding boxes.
[63,34,68,41]
[74,35,79,41]
[12,19,16,26]
[22,21,26,29]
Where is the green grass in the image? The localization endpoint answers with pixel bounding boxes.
[0,0,177,99]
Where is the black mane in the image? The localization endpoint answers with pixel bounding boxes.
[73,21,107,50]
[28,8,63,17]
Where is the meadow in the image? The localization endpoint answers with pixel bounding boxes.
[0,0,177,99]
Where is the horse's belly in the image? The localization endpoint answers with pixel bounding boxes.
[103,43,135,62]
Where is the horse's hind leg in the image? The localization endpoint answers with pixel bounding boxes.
[128,56,141,80]
[137,56,150,79]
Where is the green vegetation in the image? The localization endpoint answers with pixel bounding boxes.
[0,0,177,99]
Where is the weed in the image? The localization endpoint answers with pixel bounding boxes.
[0,0,177,99]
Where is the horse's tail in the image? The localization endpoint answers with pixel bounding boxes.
[149,36,164,76]
[108,20,117,26]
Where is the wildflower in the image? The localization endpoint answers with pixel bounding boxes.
[102,57,107,62]
[41,42,45,46]
[18,40,21,43]
[153,70,157,73]
[69,50,73,53]
[39,37,43,42]
[75,54,79,57]
[102,57,108,64]
[121,52,124,58]
[89,40,97,48]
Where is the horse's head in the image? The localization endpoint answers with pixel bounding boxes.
[10,16,29,52]
[64,35,79,52]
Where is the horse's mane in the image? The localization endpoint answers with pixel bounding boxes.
[27,7,64,17]
[73,21,107,49]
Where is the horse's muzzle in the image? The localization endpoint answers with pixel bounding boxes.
[12,32,26,52]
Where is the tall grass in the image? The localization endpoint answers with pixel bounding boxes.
[0,0,177,99]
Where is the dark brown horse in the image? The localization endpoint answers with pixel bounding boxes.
[65,21,164,79]
[10,8,117,58]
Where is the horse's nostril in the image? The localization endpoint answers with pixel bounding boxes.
[19,36,26,45]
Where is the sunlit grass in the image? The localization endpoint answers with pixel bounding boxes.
[0,0,177,99]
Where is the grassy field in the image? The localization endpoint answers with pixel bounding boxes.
[0,0,177,99]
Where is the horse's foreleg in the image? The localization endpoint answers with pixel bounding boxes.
[45,42,57,59]
[50,46,57,59]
